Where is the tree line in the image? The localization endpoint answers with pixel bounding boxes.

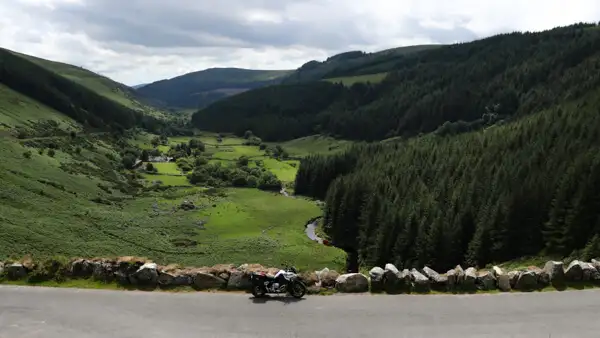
[192,23,600,142]
[295,92,600,271]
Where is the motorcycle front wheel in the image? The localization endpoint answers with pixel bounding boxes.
[289,281,307,299]
[252,284,267,298]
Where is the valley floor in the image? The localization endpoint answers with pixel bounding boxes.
[0,134,345,271]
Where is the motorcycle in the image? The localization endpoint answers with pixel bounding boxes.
[250,266,307,299]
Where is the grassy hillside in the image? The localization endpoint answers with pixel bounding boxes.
[0,52,345,270]
[11,50,169,120]
[281,44,441,84]
[0,48,171,134]
[137,68,292,110]
[0,84,79,132]
[192,23,600,142]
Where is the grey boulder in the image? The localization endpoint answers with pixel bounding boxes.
[193,272,226,290]
[515,271,538,290]
[335,273,369,293]
[565,260,584,282]
[7,263,27,280]
[543,261,565,284]
[227,271,252,290]
[130,262,158,286]
[410,269,430,292]
[493,266,511,292]
[477,270,496,291]
[369,267,385,293]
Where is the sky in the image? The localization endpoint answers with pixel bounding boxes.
[2,0,599,86]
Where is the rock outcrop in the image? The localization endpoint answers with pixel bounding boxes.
[335,273,369,293]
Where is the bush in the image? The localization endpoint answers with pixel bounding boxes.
[23,151,32,159]
[145,163,155,172]
[195,156,209,167]
[121,154,137,169]
[232,172,249,187]
[244,130,254,139]
[237,156,249,167]
[247,175,258,188]
[75,147,82,154]
[259,143,267,150]
[258,172,282,191]
[47,149,56,157]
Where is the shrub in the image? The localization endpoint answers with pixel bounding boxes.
[231,172,249,187]
[145,163,155,172]
[195,156,209,167]
[121,154,137,169]
[258,172,282,191]
[23,151,32,159]
[247,175,258,188]
[237,156,249,167]
[244,130,254,139]
[47,149,56,157]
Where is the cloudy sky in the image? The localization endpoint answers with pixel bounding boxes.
[2,0,599,86]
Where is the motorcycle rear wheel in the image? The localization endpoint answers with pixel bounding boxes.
[252,285,267,298]
[289,281,307,299]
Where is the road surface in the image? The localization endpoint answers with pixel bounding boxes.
[1,285,599,338]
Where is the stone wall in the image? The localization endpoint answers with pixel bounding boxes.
[357,259,600,294]
[2,257,599,295]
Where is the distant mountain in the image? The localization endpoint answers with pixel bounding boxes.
[131,83,148,89]
[281,44,442,84]
[192,23,600,142]
[136,68,292,110]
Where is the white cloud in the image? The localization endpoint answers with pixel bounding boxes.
[1,0,599,85]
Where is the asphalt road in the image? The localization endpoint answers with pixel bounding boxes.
[1,285,600,338]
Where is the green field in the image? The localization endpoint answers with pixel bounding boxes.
[142,174,190,187]
[324,72,389,86]
[131,132,332,184]
[276,135,352,157]
[152,162,182,175]
[0,134,345,270]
